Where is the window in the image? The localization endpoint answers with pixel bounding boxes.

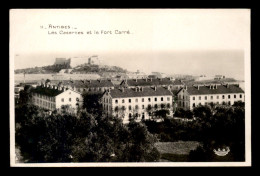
[211,96,213,100]
[228,101,231,105]
[199,96,201,100]
[148,98,151,102]
[154,104,158,109]
[135,99,138,103]
[161,104,165,109]
[222,95,225,99]
[217,96,219,99]
[167,97,170,101]
[129,99,131,103]
[115,99,118,104]
[135,105,139,109]
[205,96,207,100]
[129,105,132,110]
[114,106,119,112]
[142,98,144,102]
[161,97,163,101]
[61,98,64,102]
[193,97,195,100]
[240,94,242,98]
[122,99,125,103]
[234,95,236,98]
[228,95,230,99]
[142,113,145,120]
[142,105,144,109]
[155,97,157,101]
[69,98,71,102]
[167,103,170,108]
[193,103,195,107]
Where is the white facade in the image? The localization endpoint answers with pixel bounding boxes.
[102,90,173,124]
[55,89,83,110]
[177,86,245,110]
[32,88,83,112]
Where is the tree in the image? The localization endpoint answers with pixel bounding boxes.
[18,85,33,106]
[16,105,160,162]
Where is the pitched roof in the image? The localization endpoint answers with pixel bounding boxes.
[31,86,63,97]
[120,78,183,87]
[179,84,244,95]
[108,87,173,98]
[48,79,114,88]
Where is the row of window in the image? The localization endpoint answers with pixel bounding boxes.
[61,97,79,102]
[34,94,55,102]
[113,97,171,104]
[113,103,171,111]
[192,101,233,107]
[34,98,55,109]
[191,94,243,101]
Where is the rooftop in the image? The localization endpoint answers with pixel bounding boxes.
[31,86,63,97]
[178,84,244,95]
[120,78,183,87]
[108,87,173,98]
[48,79,114,88]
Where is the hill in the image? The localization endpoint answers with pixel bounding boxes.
[15,63,127,75]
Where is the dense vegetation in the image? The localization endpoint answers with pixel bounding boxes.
[16,86,245,162]
[144,101,245,161]
[15,91,160,162]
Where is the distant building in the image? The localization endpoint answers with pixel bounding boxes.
[127,70,147,79]
[214,75,226,80]
[15,86,24,101]
[120,78,184,91]
[48,79,114,94]
[54,58,71,66]
[194,75,215,81]
[151,72,168,78]
[31,84,83,113]
[176,84,245,110]
[101,86,173,123]
[88,55,101,65]
[59,69,73,74]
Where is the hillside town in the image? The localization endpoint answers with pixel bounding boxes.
[14,55,245,163]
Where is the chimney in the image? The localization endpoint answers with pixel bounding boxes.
[145,78,148,82]
[122,87,124,92]
[135,79,137,82]
[150,78,153,82]
[154,86,157,91]
[227,83,229,88]
[184,85,187,90]
[135,87,138,92]
[216,85,218,89]
[198,85,200,90]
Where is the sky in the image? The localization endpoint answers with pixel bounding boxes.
[10,9,250,80]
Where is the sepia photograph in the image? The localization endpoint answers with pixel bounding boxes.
[9,9,251,167]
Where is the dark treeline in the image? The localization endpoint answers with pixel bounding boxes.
[15,104,160,162]
[144,101,245,161]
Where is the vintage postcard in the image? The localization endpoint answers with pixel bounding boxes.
[9,9,251,167]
